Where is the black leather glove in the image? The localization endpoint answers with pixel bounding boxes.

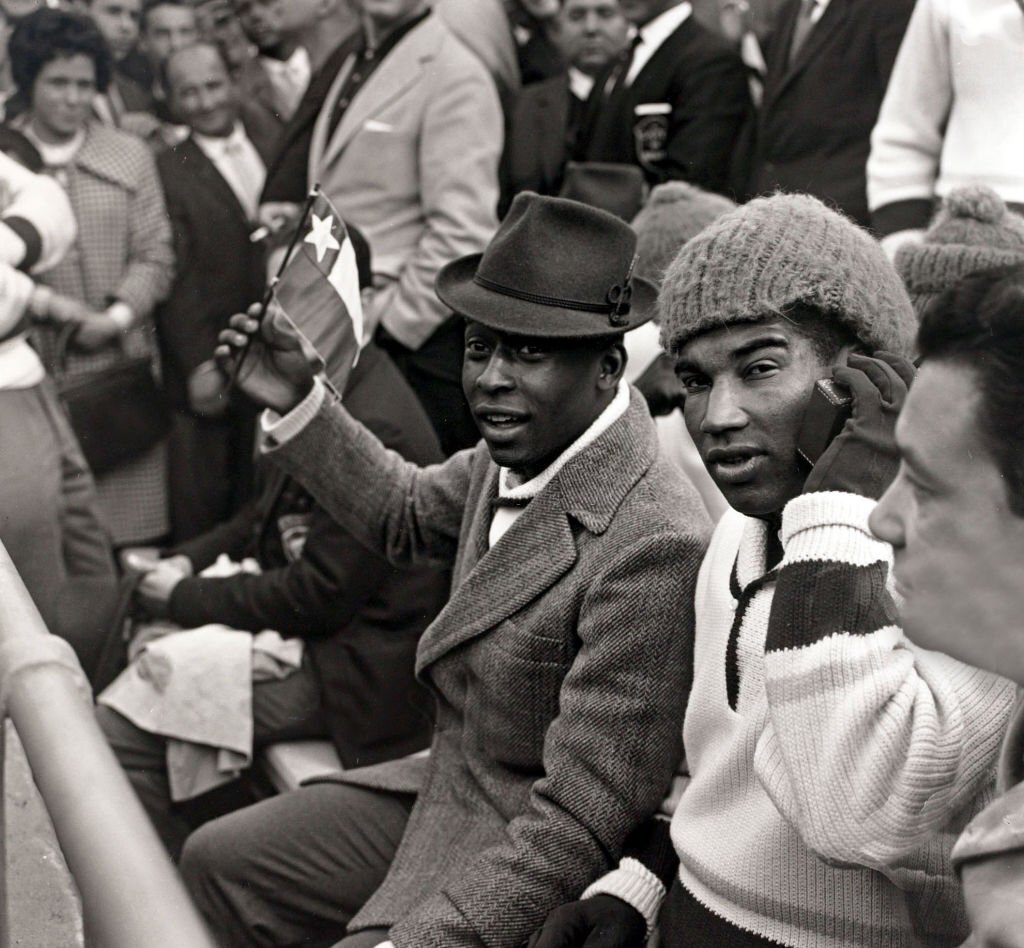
[525,895,647,948]
[803,351,915,500]
[634,352,685,417]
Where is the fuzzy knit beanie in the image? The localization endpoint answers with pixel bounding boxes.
[658,193,917,357]
[894,187,1024,316]
[631,182,736,288]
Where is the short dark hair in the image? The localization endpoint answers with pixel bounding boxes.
[141,0,194,32]
[8,8,112,97]
[918,265,1024,516]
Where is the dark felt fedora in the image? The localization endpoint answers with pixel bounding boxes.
[435,192,657,337]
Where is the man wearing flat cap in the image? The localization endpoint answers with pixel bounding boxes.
[178,193,711,948]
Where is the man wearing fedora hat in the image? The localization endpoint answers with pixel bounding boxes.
[177,192,711,948]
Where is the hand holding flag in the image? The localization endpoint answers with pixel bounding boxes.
[226,187,364,401]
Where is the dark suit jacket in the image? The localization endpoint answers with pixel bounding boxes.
[502,73,576,212]
[168,342,449,769]
[576,14,750,195]
[261,35,359,204]
[155,130,272,409]
[268,387,711,945]
[747,0,914,227]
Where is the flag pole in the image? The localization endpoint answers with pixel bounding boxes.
[225,184,321,396]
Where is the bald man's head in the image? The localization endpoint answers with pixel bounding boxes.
[164,42,239,137]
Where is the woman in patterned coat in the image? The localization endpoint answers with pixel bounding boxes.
[8,9,174,545]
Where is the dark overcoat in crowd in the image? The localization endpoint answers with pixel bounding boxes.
[265,386,710,945]
[155,124,274,540]
[166,342,449,769]
[575,14,750,195]
[502,73,574,207]
[746,0,915,227]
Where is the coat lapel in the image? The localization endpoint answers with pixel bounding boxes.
[416,480,579,672]
[416,392,658,671]
[177,138,251,228]
[767,0,850,107]
[314,16,441,175]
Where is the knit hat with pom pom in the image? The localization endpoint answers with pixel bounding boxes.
[631,182,736,289]
[658,193,917,356]
[895,186,1024,316]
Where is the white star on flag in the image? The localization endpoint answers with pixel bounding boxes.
[305,212,341,263]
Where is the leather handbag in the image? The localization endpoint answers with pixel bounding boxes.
[53,324,171,476]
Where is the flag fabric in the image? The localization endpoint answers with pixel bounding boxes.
[273,189,364,393]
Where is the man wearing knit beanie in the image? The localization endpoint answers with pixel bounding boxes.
[894,185,1024,316]
[529,193,1016,948]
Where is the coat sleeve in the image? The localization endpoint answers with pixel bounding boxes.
[111,144,175,317]
[264,389,474,569]
[168,504,393,637]
[866,0,950,236]
[754,491,1016,870]
[374,48,502,350]
[388,530,701,948]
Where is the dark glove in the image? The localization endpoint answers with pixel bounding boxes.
[803,351,915,500]
[525,895,647,948]
[635,353,685,417]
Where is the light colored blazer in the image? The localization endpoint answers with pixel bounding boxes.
[267,388,711,947]
[308,13,502,350]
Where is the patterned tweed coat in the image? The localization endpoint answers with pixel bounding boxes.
[267,387,711,947]
[29,122,174,544]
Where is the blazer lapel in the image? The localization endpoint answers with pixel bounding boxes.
[180,138,251,228]
[416,392,658,671]
[416,481,579,672]
[768,0,850,106]
[315,16,441,174]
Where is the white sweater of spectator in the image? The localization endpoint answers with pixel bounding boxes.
[0,151,75,389]
[584,490,1017,945]
[867,0,1024,253]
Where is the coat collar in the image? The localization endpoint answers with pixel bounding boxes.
[312,12,444,173]
[175,135,251,226]
[416,389,658,670]
[73,123,142,191]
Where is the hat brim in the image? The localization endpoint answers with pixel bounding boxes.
[436,254,657,337]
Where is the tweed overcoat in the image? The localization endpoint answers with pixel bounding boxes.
[28,122,174,544]
[266,387,711,947]
[307,12,502,351]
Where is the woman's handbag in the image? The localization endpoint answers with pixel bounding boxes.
[53,323,171,476]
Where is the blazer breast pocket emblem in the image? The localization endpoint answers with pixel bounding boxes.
[633,103,671,174]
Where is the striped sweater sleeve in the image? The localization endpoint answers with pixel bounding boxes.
[754,491,1016,868]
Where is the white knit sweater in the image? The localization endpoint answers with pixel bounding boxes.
[867,0,1024,238]
[594,492,1016,946]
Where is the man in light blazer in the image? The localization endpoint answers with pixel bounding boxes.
[307,0,503,454]
[181,193,711,948]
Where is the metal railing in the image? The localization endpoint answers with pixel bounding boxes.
[0,542,215,947]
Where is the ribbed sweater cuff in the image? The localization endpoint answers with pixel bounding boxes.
[781,491,880,553]
[261,376,326,451]
[581,858,666,937]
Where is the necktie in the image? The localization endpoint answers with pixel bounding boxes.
[788,0,818,65]
[605,33,642,101]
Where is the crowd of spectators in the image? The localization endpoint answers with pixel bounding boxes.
[0,0,1022,945]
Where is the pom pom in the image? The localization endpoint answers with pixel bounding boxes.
[943,186,1007,225]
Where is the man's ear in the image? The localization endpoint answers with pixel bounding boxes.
[598,342,627,391]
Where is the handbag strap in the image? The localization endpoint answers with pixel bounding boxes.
[53,321,80,378]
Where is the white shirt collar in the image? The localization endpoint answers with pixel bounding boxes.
[568,67,595,103]
[626,2,692,84]
[192,121,248,156]
[499,380,631,501]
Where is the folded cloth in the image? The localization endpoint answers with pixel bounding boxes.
[99,624,303,801]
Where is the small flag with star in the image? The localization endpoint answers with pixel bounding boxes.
[273,188,364,392]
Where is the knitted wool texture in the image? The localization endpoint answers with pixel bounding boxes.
[658,193,917,356]
[895,187,1024,317]
[631,182,736,288]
